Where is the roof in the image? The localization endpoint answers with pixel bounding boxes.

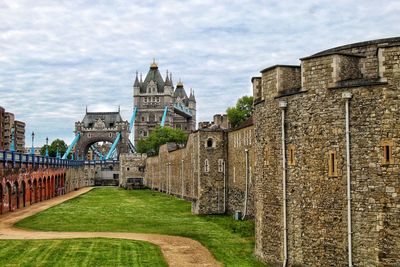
[174,81,188,100]
[260,64,300,74]
[302,36,400,60]
[231,116,253,131]
[82,111,123,128]
[140,65,165,93]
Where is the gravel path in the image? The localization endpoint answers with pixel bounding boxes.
[0,187,221,267]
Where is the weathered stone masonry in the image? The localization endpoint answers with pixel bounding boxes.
[253,37,400,266]
[144,123,256,216]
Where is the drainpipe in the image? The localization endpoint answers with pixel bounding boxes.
[168,163,171,194]
[342,92,353,267]
[223,160,226,213]
[181,159,184,198]
[278,100,288,267]
[242,149,249,220]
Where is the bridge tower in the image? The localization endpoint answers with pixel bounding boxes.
[73,110,130,159]
[133,60,196,145]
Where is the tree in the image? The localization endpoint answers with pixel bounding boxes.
[40,139,68,158]
[226,95,253,128]
[136,126,188,155]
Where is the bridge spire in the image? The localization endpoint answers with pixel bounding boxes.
[134,71,140,87]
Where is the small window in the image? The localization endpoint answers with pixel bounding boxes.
[109,133,113,138]
[381,140,394,165]
[204,159,210,173]
[328,150,338,177]
[218,159,224,172]
[288,144,296,166]
[141,116,145,122]
[264,146,269,166]
[127,167,130,171]
[206,138,213,148]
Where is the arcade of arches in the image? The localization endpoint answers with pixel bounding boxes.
[0,169,66,215]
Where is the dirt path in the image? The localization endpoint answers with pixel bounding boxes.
[0,187,221,267]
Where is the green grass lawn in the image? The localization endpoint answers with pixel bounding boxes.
[16,188,266,266]
[0,238,167,267]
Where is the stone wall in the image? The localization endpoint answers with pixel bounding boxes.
[119,153,146,187]
[227,120,255,217]
[144,124,256,216]
[253,37,400,266]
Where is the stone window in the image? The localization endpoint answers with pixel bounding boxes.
[206,138,214,148]
[288,144,296,166]
[204,159,210,173]
[109,133,113,138]
[141,116,145,122]
[218,159,224,172]
[381,140,394,165]
[249,130,252,145]
[127,167,130,171]
[264,146,269,166]
[328,150,338,177]
[143,131,147,137]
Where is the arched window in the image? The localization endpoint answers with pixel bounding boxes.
[204,159,210,173]
[206,138,213,148]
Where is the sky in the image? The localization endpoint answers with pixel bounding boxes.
[0,0,399,146]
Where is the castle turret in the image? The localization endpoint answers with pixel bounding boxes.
[133,71,140,106]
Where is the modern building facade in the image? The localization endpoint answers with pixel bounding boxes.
[0,107,26,153]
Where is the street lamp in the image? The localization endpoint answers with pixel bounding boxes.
[56,144,60,159]
[45,137,49,157]
[10,128,15,152]
[31,131,35,155]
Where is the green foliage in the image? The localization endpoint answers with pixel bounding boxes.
[136,126,188,155]
[17,188,266,267]
[226,95,253,128]
[40,139,68,157]
[0,238,167,267]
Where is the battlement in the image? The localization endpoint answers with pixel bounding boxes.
[256,37,400,100]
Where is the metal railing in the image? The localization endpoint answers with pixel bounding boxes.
[0,150,120,168]
[0,150,84,168]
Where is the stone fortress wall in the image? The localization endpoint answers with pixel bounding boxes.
[144,116,256,217]
[252,37,400,266]
[142,37,400,266]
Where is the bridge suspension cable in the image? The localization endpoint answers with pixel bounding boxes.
[160,106,168,127]
[105,106,138,159]
[62,133,81,160]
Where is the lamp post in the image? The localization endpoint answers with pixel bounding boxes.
[10,128,15,152]
[45,137,49,157]
[56,144,60,159]
[31,131,35,155]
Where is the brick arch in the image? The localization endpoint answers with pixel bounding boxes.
[38,178,43,202]
[13,180,20,209]
[51,175,55,198]
[46,176,51,200]
[21,180,26,208]
[28,179,33,205]
[5,182,12,212]
[0,183,3,214]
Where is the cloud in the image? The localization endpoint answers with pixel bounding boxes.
[0,0,399,145]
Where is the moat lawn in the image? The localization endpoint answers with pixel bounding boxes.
[16,187,266,267]
[0,238,167,267]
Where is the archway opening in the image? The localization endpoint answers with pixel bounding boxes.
[21,180,26,207]
[87,141,116,160]
[0,184,3,214]
[6,182,12,211]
